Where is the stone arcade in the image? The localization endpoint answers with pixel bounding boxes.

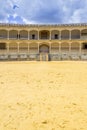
[0,23,87,61]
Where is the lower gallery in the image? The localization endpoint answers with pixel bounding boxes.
[0,23,87,61]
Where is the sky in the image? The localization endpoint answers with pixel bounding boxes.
[0,0,87,24]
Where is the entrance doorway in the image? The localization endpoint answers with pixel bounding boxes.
[39,44,49,61]
[39,44,49,53]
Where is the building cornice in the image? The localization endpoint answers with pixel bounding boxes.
[1,23,87,27]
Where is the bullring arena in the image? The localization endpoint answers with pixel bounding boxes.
[0,23,87,130]
[0,23,87,61]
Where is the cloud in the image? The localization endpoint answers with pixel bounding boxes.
[0,0,87,24]
[7,14,24,24]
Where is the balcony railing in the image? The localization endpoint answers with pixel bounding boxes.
[0,36,87,40]
[0,36,7,39]
[20,37,28,40]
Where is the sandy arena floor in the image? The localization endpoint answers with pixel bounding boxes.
[0,61,87,130]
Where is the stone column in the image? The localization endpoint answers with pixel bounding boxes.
[46,53,48,61]
[38,30,39,40]
[7,42,9,53]
[7,30,9,40]
[28,42,30,53]
[38,42,40,53]
[17,42,19,53]
[59,42,61,53]
[59,31,61,40]
[69,42,71,58]
[17,30,19,39]
[69,31,71,40]
[69,42,71,53]
[80,30,81,39]
[49,42,51,54]
[79,42,82,54]
[59,42,61,60]
[28,31,29,40]
[50,31,51,40]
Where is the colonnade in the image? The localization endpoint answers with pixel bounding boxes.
[0,29,87,40]
[0,42,86,54]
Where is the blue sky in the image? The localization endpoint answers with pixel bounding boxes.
[0,0,87,24]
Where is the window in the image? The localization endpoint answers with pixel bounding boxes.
[17,34,19,39]
[32,34,35,39]
[54,34,58,39]
[41,32,48,39]
[83,43,87,49]
[0,43,6,49]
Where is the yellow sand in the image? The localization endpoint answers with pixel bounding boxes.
[0,61,87,130]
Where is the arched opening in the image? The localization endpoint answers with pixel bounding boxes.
[39,30,50,39]
[61,30,69,40]
[71,42,79,52]
[39,44,49,53]
[19,30,28,39]
[9,30,18,39]
[71,30,80,39]
[0,30,7,39]
[0,43,6,49]
[51,43,59,53]
[19,43,28,53]
[0,43,7,54]
[82,43,87,49]
[81,43,87,53]
[29,43,38,54]
[9,42,18,52]
[30,30,38,40]
[61,42,69,52]
[81,29,87,40]
[51,30,59,39]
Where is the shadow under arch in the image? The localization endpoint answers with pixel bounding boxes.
[39,30,50,39]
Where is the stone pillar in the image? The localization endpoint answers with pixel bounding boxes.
[59,42,61,60]
[80,30,81,39]
[49,42,51,54]
[17,30,19,39]
[69,31,71,40]
[50,31,51,40]
[69,42,71,53]
[59,42,61,53]
[46,53,48,61]
[40,54,42,61]
[69,42,71,59]
[7,42,9,53]
[59,31,61,40]
[28,42,30,53]
[79,42,82,54]
[28,31,29,40]
[38,30,39,40]
[79,42,81,59]
[7,31,9,40]
[38,42,40,53]
[17,42,19,53]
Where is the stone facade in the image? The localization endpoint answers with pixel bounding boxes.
[0,23,87,61]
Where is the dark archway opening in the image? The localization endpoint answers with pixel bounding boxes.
[40,31,50,39]
[39,44,49,53]
[83,43,87,49]
[0,43,6,49]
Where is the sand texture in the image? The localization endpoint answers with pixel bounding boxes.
[0,61,87,130]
